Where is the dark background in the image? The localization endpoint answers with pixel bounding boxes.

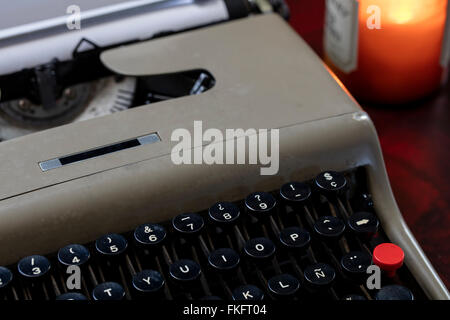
[285,0,449,289]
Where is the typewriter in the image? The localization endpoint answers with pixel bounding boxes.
[0,0,448,301]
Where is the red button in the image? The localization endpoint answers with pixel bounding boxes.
[373,243,404,277]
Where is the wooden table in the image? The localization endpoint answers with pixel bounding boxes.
[285,0,450,289]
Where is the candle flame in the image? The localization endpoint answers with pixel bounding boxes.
[361,0,446,25]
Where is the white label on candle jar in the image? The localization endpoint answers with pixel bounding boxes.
[324,0,359,73]
[440,2,450,67]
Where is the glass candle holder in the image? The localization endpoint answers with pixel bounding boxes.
[324,0,449,105]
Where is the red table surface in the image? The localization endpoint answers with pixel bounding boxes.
[285,0,449,289]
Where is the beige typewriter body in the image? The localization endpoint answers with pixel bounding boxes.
[0,14,448,299]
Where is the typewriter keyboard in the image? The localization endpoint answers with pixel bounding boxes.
[0,168,427,300]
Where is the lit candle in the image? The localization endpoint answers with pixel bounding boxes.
[325,0,448,104]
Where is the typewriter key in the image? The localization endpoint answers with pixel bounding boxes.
[134,223,167,247]
[232,284,264,301]
[0,266,13,289]
[208,248,240,272]
[348,211,379,237]
[172,213,204,235]
[313,216,345,239]
[17,255,51,279]
[169,259,201,282]
[375,285,414,300]
[244,237,276,260]
[92,282,125,300]
[279,227,311,251]
[341,251,372,281]
[132,270,165,294]
[268,274,300,298]
[208,202,240,225]
[304,263,336,290]
[57,244,90,267]
[280,182,311,204]
[95,234,128,256]
[56,292,88,300]
[245,192,277,217]
[314,171,347,194]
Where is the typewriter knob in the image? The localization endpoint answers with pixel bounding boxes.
[245,192,277,218]
[57,244,90,267]
[348,212,379,238]
[279,227,311,252]
[17,255,51,279]
[95,234,128,257]
[304,263,336,291]
[232,284,264,301]
[314,171,347,195]
[172,213,204,236]
[134,223,167,248]
[208,202,240,226]
[280,182,311,205]
[372,243,404,277]
[268,274,301,299]
[56,292,88,300]
[244,237,276,262]
[92,282,125,300]
[375,285,414,300]
[208,248,240,272]
[132,270,165,297]
[313,216,346,240]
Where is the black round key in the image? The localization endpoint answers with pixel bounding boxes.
[244,237,276,260]
[348,211,379,236]
[304,263,336,288]
[17,255,51,278]
[268,274,300,297]
[134,223,167,246]
[58,244,90,266]
[208,202,240,224]
[56,292,88,300]
[208,248,240,271]
[314,216,345,239]
[280,182,311,203]
[132,270,165,293]
[232,285,264,301]
[342,294,366,300]
[92,282,125,300]
[169,259,201,282]
[279,227,310,250]
[95,233,128,256]
[172,213,204,235]
[314,171,347,193]
[375,285,414,300]
[0,267,13,289]
[245,192,276,215]
[341,251,372,278]
[355,193,374,211]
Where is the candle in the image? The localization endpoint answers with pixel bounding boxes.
[325,0,448,104]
